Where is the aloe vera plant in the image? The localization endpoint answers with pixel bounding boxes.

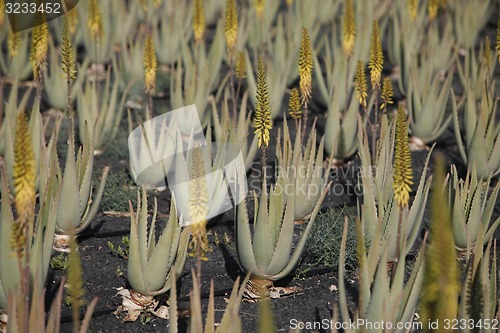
[167,269,248,333]
[43,38,86,111]
[154,0,192,65]
[0,31,32,80]
[78,0,136,63]
[324,89,360,160]
[452,85,500,178]
[448,165,500,253]
[0,168,58,310]
[337,218,425,333]
[235,170,329,287]
[6,278,96,333]
[113,37,144,93]
[211,90,258,171]
[450,0,492,50]
[170,135,246,226]
[276,118,332,221]
[357,116,434,260]
[53,120,108,234]
[386,0,425,95]
[459,239,498,330]
[127,188,189,296]
[76,67,131,154]
[407,65,454,145]
[170,21,225,127]
[457,38,496,101]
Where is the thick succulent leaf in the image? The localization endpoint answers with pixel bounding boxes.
[356,218,371,317]
[264,196,294,276]
[0,171,20,309]
[268,182,330,281]
[204,281,215,333]
[398,246,425,331]
[189,269,203,333]
[127,200,147,294]
[338,217,353,331]
[77,121,96,216]
[452,90,467,164]
[253,183,274,272]
[168,266,178,333]
[365,251,390,322]
[56,126,82,231]
[217,275,248,333]
[77,166,109,234]
[235,194,258,275]
[144,201,182,294]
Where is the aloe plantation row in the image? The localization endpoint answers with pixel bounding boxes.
[0,0,499,332]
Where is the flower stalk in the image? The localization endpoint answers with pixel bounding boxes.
[393,104,413,208]
[30,12,48,101]
[62,16,77,116]
[342,0,356,58]
[288,87,302,129]
[193,0,205,44]
[144,34,157,119]
[299,27,313,140]
[225,0,238,60]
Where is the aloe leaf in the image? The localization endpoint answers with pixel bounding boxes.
[76,166,109,234]
[235,195,258,274]
[264,197,294,276]
[189,270,203,333]
[452,90,467,164]
[270,182,330,281]
[338,217,353,331]
[253,181,274,271]
[56,128,83,232]
[0,170,20,309]
[127,200,147,295]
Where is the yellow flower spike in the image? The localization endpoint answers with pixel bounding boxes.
[188,146,210,258]
[368,20,383,89]
[288,87,302,120]
[380,77,393,109]
[299,27,313,109]
[193,0,205,43]
[408,0,418,22]
[235,50,246,79]
[255,0,265,21]
[8,29,21,58]
[88,0,103,43]
[62,16,77,80]
[67,8,78,35]
[144,34,157,95]
[0,1,4,27]
[393,104,413,208]
[342,0,356,57]
[30,12,49,80]
[254,54,272,148]
[225,0,238,58]
[496,11,500,64]
[428,0,439,21]
[286,0,293,6]
[354,61,368,109]
[11,111,36,254]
